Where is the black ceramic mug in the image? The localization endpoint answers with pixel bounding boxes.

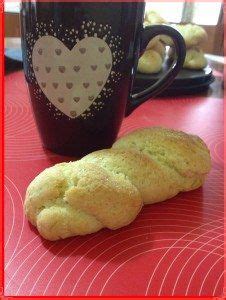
[20,2,186,156]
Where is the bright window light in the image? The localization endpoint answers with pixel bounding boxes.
[145,1,222,26]
[5,2,20,13]
[192,2,222,25]
[145,2,185,23]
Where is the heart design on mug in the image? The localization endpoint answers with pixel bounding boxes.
[32,35,112,118]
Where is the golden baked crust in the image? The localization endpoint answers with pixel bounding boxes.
[175,24,208,48]
[113,127,211,192]
[138,49,163,74]
[161,24,208,48]
[183,48,207,70]
[81,148,179,205]
[147,40,166,59]
[144,10,166,25]
[160,24,208,49]
[168,46,207,70]
[25,161,142,240]
[146,36,160,49]
[25,127,211,241]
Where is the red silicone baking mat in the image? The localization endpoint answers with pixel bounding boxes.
[4,70,223,296]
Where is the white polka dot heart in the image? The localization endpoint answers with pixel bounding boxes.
[32,35,112,118]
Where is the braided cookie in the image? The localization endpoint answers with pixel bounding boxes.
[138,49,163,74]
[113,127,211,192]
[160,24,208,48]
[175,24,208,48]
[25,127,211,240]
[25,161,142,241]
[146,40,166,59]
[183,48,207,70]
[144,10,166,25]
[81,148,179,205]
[168,47,207,70]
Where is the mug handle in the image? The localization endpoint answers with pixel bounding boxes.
[126,25,186,116]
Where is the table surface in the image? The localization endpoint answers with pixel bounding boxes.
[4,62,224,296]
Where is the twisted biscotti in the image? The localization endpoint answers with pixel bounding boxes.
[24,127,211,240]
[25,161,142,240]
[138,49,163,74]
[142,10,208,71]
[162,24,208,70]
[81,148,179,204]
[168,47,207,70]
[113,127,211,192]
[138,10,167,74]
